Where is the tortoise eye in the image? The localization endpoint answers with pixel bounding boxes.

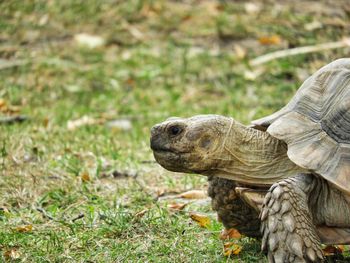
[169,125,182,136]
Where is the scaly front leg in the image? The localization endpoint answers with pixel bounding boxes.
[260,174,324,263]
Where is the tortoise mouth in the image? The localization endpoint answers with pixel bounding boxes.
[152,150,190,172]
[152,150,176,159]
[150,141,190,155]
[150,137,177,153]
[150,143,174,153]
[152,148,211,174]
[152,148,190,156]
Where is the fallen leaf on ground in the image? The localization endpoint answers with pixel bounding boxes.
[3,248,21,260]
[0,98,21,114]
[0,98,7,111]
[135,209,148,218]
[243,68,265,80]
[322,245,344,256]
[244,2,261,14]
[233,44,247,59]
[7,105,21,113]
[126,25,144,41]
[223,242,242,256]
[167,202,188,211]
[74,33,105,48]
[200,1,220,17]
[15,224,33,233]
[43,117,49,128]
[219,228,242,240]
[189,212,211,228]
[259,35,282,45]
[67,115,104,130]
[305,20,322,31]
[140,4,159,18]
[155,188,166,197]
[80,171,91,182]
[179,190,207,199]
[106,119,132,131]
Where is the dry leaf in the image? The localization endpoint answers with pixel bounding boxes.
[168,202,187,211]
[67,115,103,130]
[323,18,347,28]
[74,33,105,48]
[200,1,220,17]
[305,21,322,31]
[0,98,21,114]
[0,98,6,108]
[223,242,242,256]
[80,171,91,182]
[233,44,247,59]
[106,119,132,131]
[181,14,192,22]
[322,245,344,256]
[43,117,49,128]
[259,35,282,45]
[189,212,211,228]
[179,190,207,199]
[219,228,242,240]
[243,68,265,80]
[16,224,33,233]
[135,209,148,218]
[126,78,135,86]
[3,248,21,260]
[244,2,261,14]
[7,105,21,113]
[140,2,162,18]
[127,25,144,40]
[156,188,166,197]
[39,14,49,26]
[0,99,8,113]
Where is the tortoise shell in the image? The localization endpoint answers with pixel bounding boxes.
[252,59,350,194]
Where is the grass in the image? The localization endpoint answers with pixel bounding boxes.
[0,0,350,262]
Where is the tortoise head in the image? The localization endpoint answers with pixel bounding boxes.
[150,115,233,173]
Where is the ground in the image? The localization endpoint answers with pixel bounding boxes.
[1,0,350,262]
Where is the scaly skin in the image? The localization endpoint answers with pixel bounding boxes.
[261,174,324,263]
[207,176,261,237]
[261,174,350,262]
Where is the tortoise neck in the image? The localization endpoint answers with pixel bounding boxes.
[209,121,305,186]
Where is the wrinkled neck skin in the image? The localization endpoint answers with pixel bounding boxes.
[203,120,306,186]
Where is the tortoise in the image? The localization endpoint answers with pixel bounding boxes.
[150,58,350,262]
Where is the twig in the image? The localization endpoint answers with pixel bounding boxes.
[0,115,28,125]
[250,37,350,66]
[71,213,85,222]
[36,207,55,221]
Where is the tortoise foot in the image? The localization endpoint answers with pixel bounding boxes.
[261,176,324,263]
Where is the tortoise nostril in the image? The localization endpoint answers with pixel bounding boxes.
[151,124,161,136]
